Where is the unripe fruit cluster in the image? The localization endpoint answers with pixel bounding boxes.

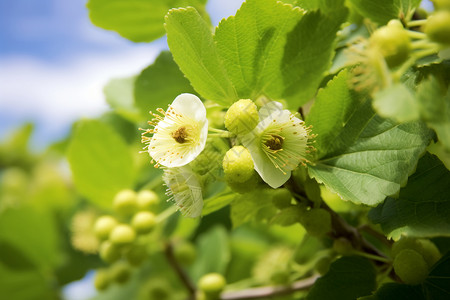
[391,237,441,285]
[93,189,160,291]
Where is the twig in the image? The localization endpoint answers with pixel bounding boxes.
[220,275,320,300]
[164,241,196,299]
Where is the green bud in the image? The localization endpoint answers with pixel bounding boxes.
[392,237,441,267]
[369,21,411,68]
[136,190,160,211]
[314,255,333,275]
[110,224,136,246]
[227,172,259,194]
[271,188,293,209]
[198,273,226,299]
[333,237,354,255]
[113,189,138,216]
[393,249,429,285]
[94,269,110,291]
[100,240,121,264]
[126,244,147,266]
[300,208,332,237]
[131,211,157,234]
[94,215,118,240]
[224,99,259,135]
[223,146,255,184]
[432,0,450,10]
[425,11,450,45]
[110,261,132,284]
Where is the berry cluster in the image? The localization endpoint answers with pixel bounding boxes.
[93,189,160,291]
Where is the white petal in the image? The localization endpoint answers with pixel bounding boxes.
[172,93,206,121]
[258,101,284,123]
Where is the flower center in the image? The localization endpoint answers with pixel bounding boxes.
[265,134,284,151]
[172,126,189,143]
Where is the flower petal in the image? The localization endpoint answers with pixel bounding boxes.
[172,93,207,121]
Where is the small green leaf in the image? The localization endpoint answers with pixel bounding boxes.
[104,76,142,123]
[348,0,421,25]
[373,83,420,123]
[202,193,235,216]
[214,0,304,100]
[306,256,376,300]
[165,7,237,105]
[369,153,450,238]
[87,0,208,42]
[134,51,195,119]
[67,120,135,209]
[190,226,230,281]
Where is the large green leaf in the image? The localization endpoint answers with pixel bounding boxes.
[67,120,135,209]
[104,76,142,123]
[423,251,450,299]
[214,0,304,100]
[306,256,376,300]
[307,74,432,206]
[134,51,195,119]
[87,0,208,42]
[369,153,450,238]
[165,7,237,105]
[294,0,345,13]
[348,0,421,25]
[369,283,425,300]
[280,6,348,107]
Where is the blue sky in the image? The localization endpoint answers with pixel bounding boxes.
[0,0,244,150]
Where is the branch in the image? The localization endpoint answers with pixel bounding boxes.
[220,275,319,300]
[164,241,196,299]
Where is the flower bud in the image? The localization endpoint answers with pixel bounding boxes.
[223,146,255,184]
[224,99,259,135]
[425,11,450,45]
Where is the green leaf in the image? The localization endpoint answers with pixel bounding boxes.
[0,205,61,270]
[165,7,237,105]
[270,206,303,226]
[295,0,345,13]
[308,71,432,206]
[190,226,230,281]
[369,153,450,238]
[104,76,142,123]
[370,283,425,300]
[214,0,304,99]
[134,51,195,119]
[306,256,376,300]
[87,0,208,42]
[280,7,348,107]
[67,120,135,209]
[373,83,420,123]
[348,0,421,25]
[423,251,450,299]
[202,192,235,216]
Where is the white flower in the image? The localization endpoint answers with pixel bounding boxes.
[142,93,208,168]
[163,165,203,218]
[241,101,311,188]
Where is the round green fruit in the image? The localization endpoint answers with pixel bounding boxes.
[315,255,333,275]
[425,11,450,45]
[271,188,292,209]
[131,211,157,234]
[136,190,160,211]
[300,208,332,237]
[369,22,411,68]
[393,249,429,285]
[110,261,132,284]
[432,0,450,10]
[224,99,259,135]
[223,146,255,184]
[109,224,136,246]
[198,273,226,298]
[94,215,118,240]
[94,269,110,291]
[113,189,138,216]
[126,244,147,266]
[417,239,441,267]
[99,240,121,264]
[174,241,197,265]
[333,237,354,255]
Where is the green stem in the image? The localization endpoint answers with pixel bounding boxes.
[209,128,231,134]
[156,205,178,223]
[209,133,233,138]
[353,250,392,264]
[406,30,427,39]
[407,19,427,28]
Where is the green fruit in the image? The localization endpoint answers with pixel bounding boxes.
[94,269,110,291]
[126,244,147,266]
[100,240,121,264]
[227,173,259,194]
[131,211,157,234]
[113,189,138,216]
[300,208,332,237]
[174,241,197,265]
[425,11,450,45]
[110,261,132,284]
[94,216,118,240]
[417,239,441,267]
[224,99,259,135]
[392,237,419,258]
[393,249,429,285]
[315,256,333,275]
[369,21,411,68]
[223,146,255,184]
[271,188,292,209]
[198,273,226,298]
[136,190,160,211]
[109,224,136,246]
[432,0,450,10]
[333,237,354,255]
